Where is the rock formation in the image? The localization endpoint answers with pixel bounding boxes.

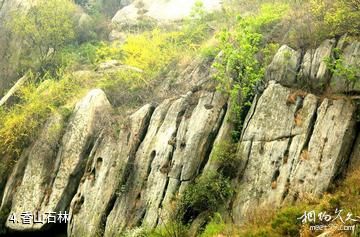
[0,36,358,236]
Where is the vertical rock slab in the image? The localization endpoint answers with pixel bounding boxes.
[232,82,318,222]
[330,37,360,93]
[1,113,64,216]
[299,39,336,91]
[68,104,154,237]
[287,98,357,197]
[232,82,357,224]
[104,98,175,236]
[146,91,227,227]
[265,45,301,87]
[202,100,232,173]
[104,90,227,235]
[5,89,111,231]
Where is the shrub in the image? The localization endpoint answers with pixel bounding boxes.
[7,0,77,72]
[199,213,226,237]
[180,0,215,50]
[0,71,84,157]
[325,47,360,85]
[95,41,124,63]
[213,3,286,140]
[310,0,360,37]
[211,141,239,178]
[148,221,189,237]
[177,172,234,223]
[121,30,183,80]
[271,206,304,236]
[52,42,100,71]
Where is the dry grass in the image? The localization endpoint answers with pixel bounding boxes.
[300,149,310,161]
[287,90,308,105]
[294,112,303,126]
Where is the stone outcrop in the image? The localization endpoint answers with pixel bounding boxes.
[329,37,360,93]
[265,45,301,87]
[268,37,360,94]
[103,89,227,236]
[68,104,154,237]
[232,81,357,223]
[0,36,359,237]
[3,89,111,231]
[299,39,336,90]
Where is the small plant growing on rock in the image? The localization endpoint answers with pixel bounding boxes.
[211,141,239,179]
[176,172,234,223]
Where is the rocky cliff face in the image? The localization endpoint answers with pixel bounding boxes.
[0,36,359,236]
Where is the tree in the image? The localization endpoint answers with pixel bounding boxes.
[7,0,77,72]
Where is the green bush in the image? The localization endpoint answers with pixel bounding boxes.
[211,141,239,178]
[0,71,84,157]
[148,222,189,237]
[325,47,360,85]
[7,0,77,72]
[271,206,304,237]
[199,213,226,237]
[55,42,101,70]
[310,0,360,37]
[177,172,233,223]
[213,3,286,140]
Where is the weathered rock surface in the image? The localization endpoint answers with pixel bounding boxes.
[268,37,360,93]
[329,37,360,93]
[265,45,301,87]
[0,113,65,214]
[68,104,154,237]
[103,90,227,235]
[4,89,111,231]
[232,82,357,223]
[1,36,359,237]
[299,39,336,90]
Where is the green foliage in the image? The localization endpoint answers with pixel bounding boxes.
[177,172,233,223]
[325,47,360,84]
[310,0,360,37]
[181,0,214,50]
[95,25,210,98]
[7,0,77,71]
[199,213,226,237]
[148,222,189,237]
[121,30,182,80]
[0,71,83,157]
[271,206,304,236]
[211,141,239,178]
[95,41,123,63]
[55,42,100,70]
[213,3,286,140]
